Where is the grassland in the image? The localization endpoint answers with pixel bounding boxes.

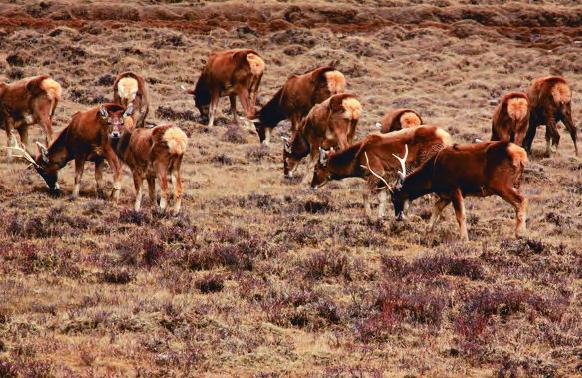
[0,0,581,376]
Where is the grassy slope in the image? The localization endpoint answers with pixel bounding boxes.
[0,0,581,376]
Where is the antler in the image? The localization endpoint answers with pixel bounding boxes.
[392,144,408,180]
[4,144,39,168]
[360,151,390,189]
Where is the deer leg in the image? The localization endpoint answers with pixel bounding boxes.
[17,126,30,153]
[451,189,469,241]
[238,88,253,119]
[523,112,538,153]
[302,149,318,185]
[229,95,239,125]
[559,104,578,156]
[378,189,387,219]
[428,197,451,232]
[172,158,184,215]
[544,111,559,156]
[104,145,122,203]
[499,188,528,238]
[5,118,16,160]
[95,159,105,198]
[147,174,156,205]
[156,162,169,211]
[72,156,86,199]
[362,191,372,219]
[38,115,54,147]
[133,171,144,212]
[263,127,273,146]
[208,95,218,128]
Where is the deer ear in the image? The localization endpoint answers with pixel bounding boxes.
[99,105,109,120]
[123,103,134,117]
[281,136,291,151]
[35,141,49,163]
[319,147,329,166]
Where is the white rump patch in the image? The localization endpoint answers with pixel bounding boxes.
[342,97,362,120]
[399,112,422,128]
[246,54,265,76]
[550,82,571,105]
[117,77,139,102]
[324,71,346,94]
[506,97,528,121]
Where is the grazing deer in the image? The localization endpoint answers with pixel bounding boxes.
[390,141,528,240]
[283,93,360,183]
[113,71,150,129]
[251,66,346,145]
[381,108,423,133]
[311,125,451,219]
[523,76,577,156]
[0,75,61,159]
[491,92,529,146]
[10,104,130,200]
[182,49,265,128]
[112,121,188,214]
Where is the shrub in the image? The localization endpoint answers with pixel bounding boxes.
[411,254,485,280]
[211,153,234,166]
[119,209,153,225]
[454,313,489,342]
[501,238,545,255]
[100,267,134,284]
[462,287,567,321]
[380,255,409,277]
[303,199,332,214]
[374,282,446,326]
[0,358,17,378]
[302,250,351,280]
[246,145,270,162]
[221,125,247,144]
[195,274,224,294]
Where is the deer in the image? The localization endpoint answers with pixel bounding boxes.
[381,108,423,133]
[0,75,61,159]
[8,104,130,200]
[182,49,265,128]
[491,92,529,146]
[522,76,577,156]
[311,125,452,219]
[111,121,188,215]
[113,71,150,129]
[283,93,361,183]
[251,66,346,145]
[390,141,528,241]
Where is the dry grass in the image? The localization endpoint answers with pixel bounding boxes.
[0,0,581,376]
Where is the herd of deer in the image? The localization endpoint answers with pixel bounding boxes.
[0,48,578,240]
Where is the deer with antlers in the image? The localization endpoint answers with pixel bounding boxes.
[310,126,451,219]
[8,104,131,200]
[390,141,528,240]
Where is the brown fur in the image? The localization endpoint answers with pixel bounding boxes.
[381,108,423,133]
[253,66,346,144]
[114,124,188,214]
[185,49,265,128]
[523,76,577,156]
[32,104,128,201]
[0,75,62,153]
[113,72,150,129]
[392,141,528,240]
[310,125,451,219]
[491,92,529,146]
[283,94,360,180]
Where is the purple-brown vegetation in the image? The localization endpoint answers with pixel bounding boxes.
[0,0,580,376]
